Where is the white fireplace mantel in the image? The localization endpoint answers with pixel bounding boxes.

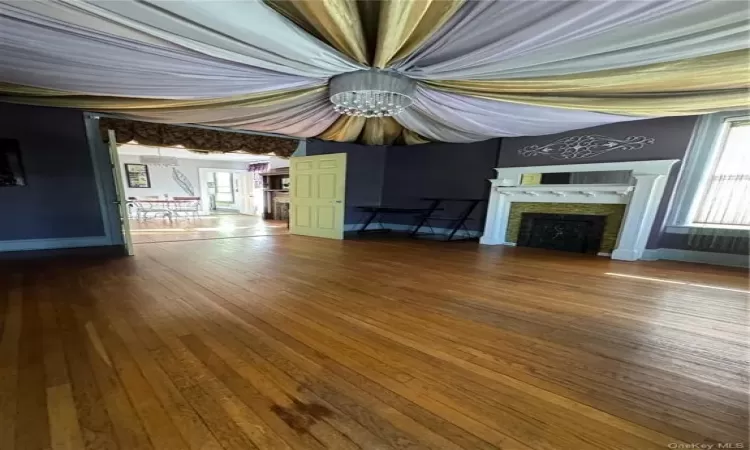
[480,159,679,261]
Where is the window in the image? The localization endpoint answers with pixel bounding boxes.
[691,121,749,227]
[668,112,750,231]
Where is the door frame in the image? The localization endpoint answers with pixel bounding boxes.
[198,168,253,215]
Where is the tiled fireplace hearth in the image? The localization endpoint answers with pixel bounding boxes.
[480,160,679,261]
[507,203,626,254]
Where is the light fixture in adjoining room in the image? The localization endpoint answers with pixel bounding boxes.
[329,70,416,118]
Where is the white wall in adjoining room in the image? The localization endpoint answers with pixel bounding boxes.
[119,154,255,199]
[269,157,290,170]
[117,145,290,198]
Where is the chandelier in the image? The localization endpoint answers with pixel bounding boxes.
[329,70,416,118]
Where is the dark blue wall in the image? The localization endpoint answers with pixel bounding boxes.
[497,116,697,167]
[0,103,121,250]
[380,140,499,230]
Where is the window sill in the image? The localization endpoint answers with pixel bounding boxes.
[665,225,750,236]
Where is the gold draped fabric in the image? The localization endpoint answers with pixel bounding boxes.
[0,85,325,111]
[0,83,83,96]
[317,116,404,144]
[101,118,299,157]
[429,50,750,95]
[373,0,464,68]
[317,115,367,142]
[428,50,750,116]
[265,0,369,65]
[361,117,402,145]
[401,128,430,145]
[266,0,463,69]
[466,90,750,116]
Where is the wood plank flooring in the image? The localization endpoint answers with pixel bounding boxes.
[1,235,748,449]
[129,214,287,244]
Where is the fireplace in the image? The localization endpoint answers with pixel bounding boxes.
[480,159,679,260]
[517,213,606,254]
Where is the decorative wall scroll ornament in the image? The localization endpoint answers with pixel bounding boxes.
[172,168,195,196]
[518,135,655,160]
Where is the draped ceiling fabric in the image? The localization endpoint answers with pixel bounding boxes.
[0,0,748,146]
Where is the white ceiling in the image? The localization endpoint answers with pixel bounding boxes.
[117,144,271,162]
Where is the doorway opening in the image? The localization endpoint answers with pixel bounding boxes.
[210,171,238,212]
[113,144,289,245]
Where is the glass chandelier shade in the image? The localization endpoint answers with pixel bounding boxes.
[329,70,416,118]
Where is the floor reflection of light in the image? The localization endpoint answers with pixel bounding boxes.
[605,272,749,293]
[131,229,188,233]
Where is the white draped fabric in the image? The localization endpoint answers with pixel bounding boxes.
[0,0,361,97]
[399,0,750,79]
[0,14,319,98]
[395,86,643,142]
[70,0,363,77]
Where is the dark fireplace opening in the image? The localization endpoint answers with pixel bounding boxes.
[517,213,606,254]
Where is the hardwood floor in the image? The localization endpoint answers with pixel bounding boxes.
[129,214,287,244]
[1,236,747,449]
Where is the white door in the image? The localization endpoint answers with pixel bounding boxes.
[106,130,134,256]
[240,172,258,215]
[290,153,346,239]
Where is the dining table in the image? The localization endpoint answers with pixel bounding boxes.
[128,198,201,220]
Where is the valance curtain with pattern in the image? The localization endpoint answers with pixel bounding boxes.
[100,118,298,157]
[1,0,748,146]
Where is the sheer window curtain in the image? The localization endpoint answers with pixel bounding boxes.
[688,121,750,253]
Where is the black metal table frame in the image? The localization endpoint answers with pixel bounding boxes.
[409,198,486,242]
[355,206,441,234]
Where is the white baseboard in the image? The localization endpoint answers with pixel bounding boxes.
[642,248,748,268]
[345,223,482,238]
[0,236,114,253]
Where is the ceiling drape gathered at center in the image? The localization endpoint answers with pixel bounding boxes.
[0,0,747,146]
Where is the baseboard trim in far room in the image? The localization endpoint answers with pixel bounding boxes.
[642,248,749,268]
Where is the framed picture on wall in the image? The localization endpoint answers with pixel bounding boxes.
[124,163,151,188]
[0,138,26,187]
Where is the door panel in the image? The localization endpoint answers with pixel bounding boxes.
[293,205,312,227]
[295,174,312,198]
[317,205,335,229]
[290,153,346,239]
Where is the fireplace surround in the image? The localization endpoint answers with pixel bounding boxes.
[480,160,679,261]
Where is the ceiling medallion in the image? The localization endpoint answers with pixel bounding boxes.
[329,70,416,118]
